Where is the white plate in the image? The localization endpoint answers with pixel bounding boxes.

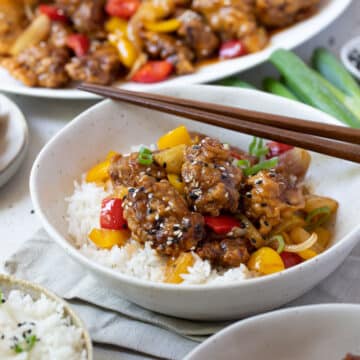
[0,0,351,99]
[185,304,360,360]
[0,94,28,188]
[30,85,360,320]
[341,36,360,80]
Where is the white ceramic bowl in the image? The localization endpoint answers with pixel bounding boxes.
[0,274,93,359]
[30,85,360,320]
[0,94,28,188]
[185,304,360,360]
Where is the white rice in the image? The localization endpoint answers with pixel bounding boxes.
[66,180,255,285]
[0,290,87,360]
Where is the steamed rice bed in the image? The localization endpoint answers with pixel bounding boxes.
[0,289,87,359]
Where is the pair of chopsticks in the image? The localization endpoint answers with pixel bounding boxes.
[78,83,360,164]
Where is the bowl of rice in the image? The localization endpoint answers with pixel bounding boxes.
[30,85,360,320]
[0,274,92,359]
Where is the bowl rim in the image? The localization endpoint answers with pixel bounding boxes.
[0,273,93,360]
[184,303,360,359]
[30,85,360,292]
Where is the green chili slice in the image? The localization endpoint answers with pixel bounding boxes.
[138,147,153,166]
[244,157,279,176]
[236,159,250,169]
[266,235,285,254]
[248,137,269,158]
[306,206,331,228]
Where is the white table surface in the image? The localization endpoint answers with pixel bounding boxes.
[0,0,359,272]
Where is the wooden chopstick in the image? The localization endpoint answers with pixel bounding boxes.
[78,83,360,164]
[79,84,360,144]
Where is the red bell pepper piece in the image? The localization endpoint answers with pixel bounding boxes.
[230,150,243,160]
[266,141,294,159]
[280,251,302,268]
[219,40,247,60]
[66,34,90,57]
[105,0,140,19]
[132,61,174,83]
[100,198,127,230]
[39,5,68,22]
[204,216,241,234]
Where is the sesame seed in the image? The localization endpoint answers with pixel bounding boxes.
[255,179,263,185]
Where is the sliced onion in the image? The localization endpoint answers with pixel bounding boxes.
[284,232,318,253]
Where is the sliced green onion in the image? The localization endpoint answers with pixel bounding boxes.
[267,235,285,253]
[248,137,269,159]
[249,137,257,155]
[14,344,23,353]
[0,288,3,304]
[306,206,331,228]
[25,335,38,351]
[236,159,250,168]
[13,335,39,354]
[138,147,153,166]
[244,157,279,176]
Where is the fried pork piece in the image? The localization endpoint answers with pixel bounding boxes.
[142,32,195,75]
[2,42,70,88]
[110,153,167,188]
[192,0,268,52]
[255,0,320,28]
[197,237,250,267]
[182,137,243,215]
[56,0,106,36]
[49,22,72,48]
[243,170,305,235]
[177,10,219,59]
[123,176,205,257]
[65,42,121,85]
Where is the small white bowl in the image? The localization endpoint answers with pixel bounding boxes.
[185,304,360,360]
[0,274,93,359]
[0,94,29,188]
[341,36,360,80]
[30,85,360,320]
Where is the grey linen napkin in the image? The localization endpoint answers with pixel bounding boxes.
[4,230,229,360]
[5,230,360,359]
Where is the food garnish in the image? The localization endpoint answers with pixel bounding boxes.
[137,147,153,165]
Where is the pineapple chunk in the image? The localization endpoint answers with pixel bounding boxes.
[165,252,194,284]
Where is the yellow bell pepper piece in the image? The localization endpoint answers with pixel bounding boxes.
[114,36,137,68]
[144,18,181,33]
[167,174,185,193]
[89,228,131,249]
[165,252,194,284]
[105,17,128,36]
[247,247,285,275]
[86,151,119,183]
[298,249,317,260]
[86,159,112,183]
[106,150,119,160]
[157,126,192,150]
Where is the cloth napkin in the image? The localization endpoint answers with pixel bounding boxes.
[5,230,360,360]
